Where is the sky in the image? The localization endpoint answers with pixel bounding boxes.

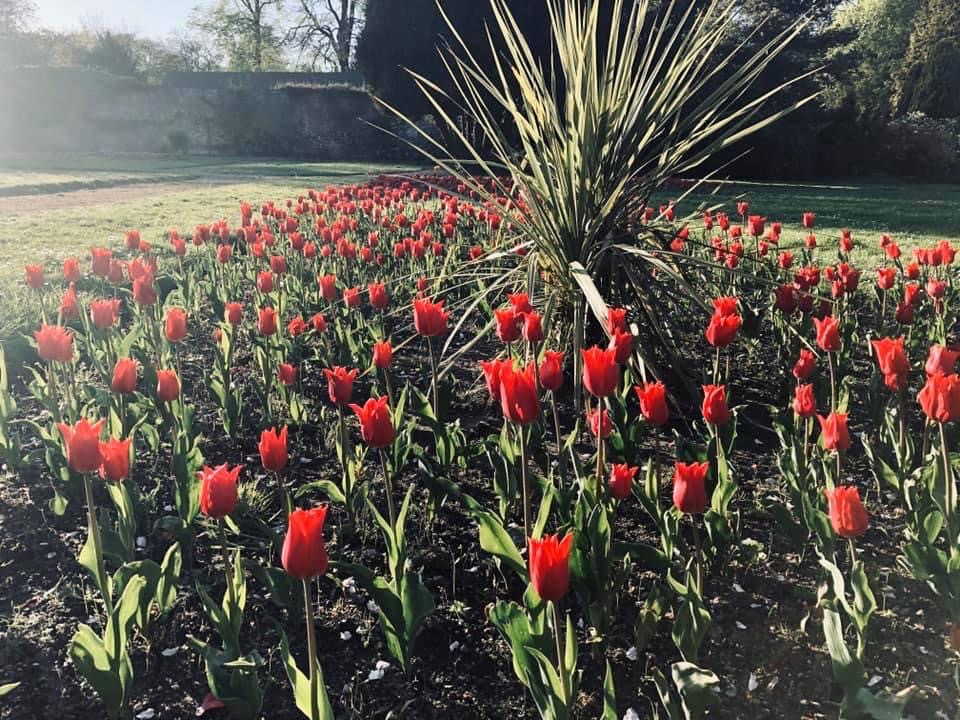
[31,0,205,39]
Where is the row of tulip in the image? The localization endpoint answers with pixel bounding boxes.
[5,177,957,719]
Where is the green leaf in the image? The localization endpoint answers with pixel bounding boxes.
[671,661,720,720]
[0,681,21,698]
[671,586,711,663]
[602,661,617,720]
[821,601,866,693]
[278,627,334,720]
[474,509,527,580]
[156,542,182,615]
[70,624,129,719]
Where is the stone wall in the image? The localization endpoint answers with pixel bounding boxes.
[0,67,410,159]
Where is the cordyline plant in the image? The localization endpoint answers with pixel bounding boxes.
[381,0,817,388]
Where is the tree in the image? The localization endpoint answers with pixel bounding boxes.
[0,0,35,36]
[357,0,557,120]
[893,0,960,118]
[826,0,920,120]
[287,0,364,71]
[233,0,282,71]
[81,30,141,77]
[189,0,287,71]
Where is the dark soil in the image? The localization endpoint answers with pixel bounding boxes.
[1,305,958,720]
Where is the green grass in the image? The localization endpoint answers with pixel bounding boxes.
[0,154,418,195]
[654,178,960,262]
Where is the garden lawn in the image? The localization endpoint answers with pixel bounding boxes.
[654,178,960,263]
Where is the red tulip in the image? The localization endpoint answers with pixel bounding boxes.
[876,267,896,291]
[257,272,274,294]
[507,292,533,315]
[539,351,565,392]
[343,287,361,308]
[87,299,119,330]
[287,317,307,337]
[259,426,289,472]
[701,384,730,425]
[825,486,868,538]
[480,357,508,400]
[216,245,233,264]
[499,362,540,425]
[607,307,628,334]
[225,302,243,326]
[818,412,851,451]
[197,463,241,519]
[132,278,157,306]
[281,506,329,579]
[373,340,393,369]
[164,307,188,343]
[774,285,798,314]
[918,372,960,423]
[34,324,73,363]
[634,381,669,426]
[609,463,638,500]
[748,215,765,237]
[349,396,396,448]
[111,358,138,394]
[793,383,816,417]
[63,257,81,283]
[319,274,337,301]
[413,298,448,337]
[278,363,297,386]
[793,349,816,380]
[156,369,180,402]
[672,461,709,514]
[712,296,739,317]
[368,282,389,310]
[871,337,909,391]
[802,212,816,229]
[522,311,543,343]
[24,264,44,289]
[813,315,841,352]
[495,308,521,343]
[323,366,358,405]
[258,307,277,336]
[99,437,132,483]
[91,247,112,277]
[528,533,572,602]
[587,406,613,439]
[705,312,741,348]
[108,260,125,284]
[925,345,960,377]
[57,418,105,473]
[608,327,633,364]
[311,313,327,333]
[270,255,287,275]
[582,346,619,398]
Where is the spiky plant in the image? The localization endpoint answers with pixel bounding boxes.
[379,0,817,389]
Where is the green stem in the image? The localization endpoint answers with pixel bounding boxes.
[302,578,320,720]
[691,515,704,595]
[378,448,396,528]
[83,474,113,616]
[941,422,955,542]
[519,424,531,542]
[551,601,569,705]
[427,336,440,422]
[550,391,565,486]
